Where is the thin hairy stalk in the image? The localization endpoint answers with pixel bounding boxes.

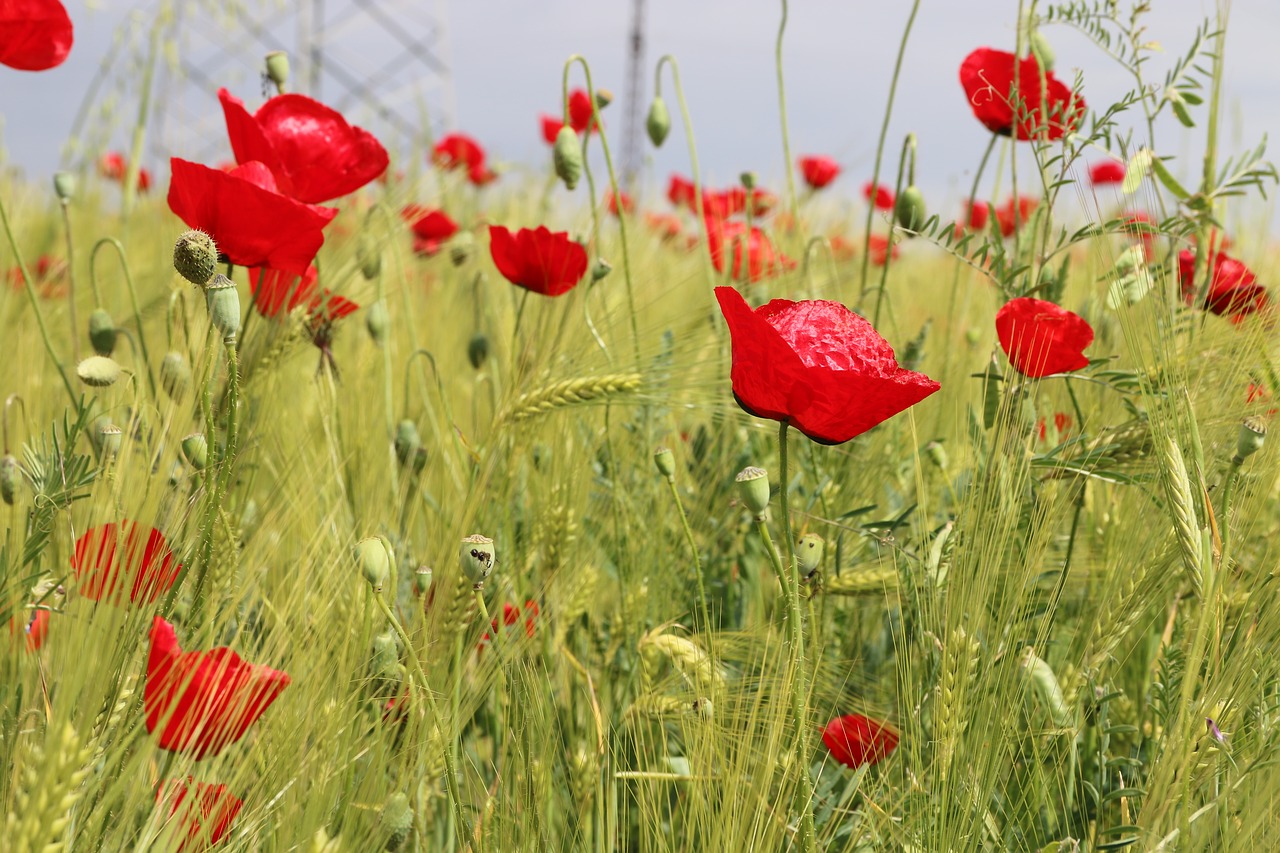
[655,55,717,288]
[59,201,79,362]
[775,0,799,223]
[90,238,157,399]
[871,133,914,326]
[664,477,709,634]
[121,14,162,219]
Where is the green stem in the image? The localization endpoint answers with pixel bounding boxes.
[60,202,80,363]
[775,0,799,224]
[122,11,163,219]
[871,133,914,326]
[1219,458,1242,568]
[665,477,710,634]
[90,238,157,399]
[189,337,238,624]
[655,56,717,289]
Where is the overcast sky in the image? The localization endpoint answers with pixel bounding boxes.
[3,0,1278,223]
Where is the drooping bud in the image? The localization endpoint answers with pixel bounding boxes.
[394,420,421,467]
[52,172,76,203]
[87,308,118,357]
[181,432,209,470]
[739,171,757,191]
[0,454,20,505]
[77,356,122,387]
[653,446,676,481]
[591,258,612,283]
[553,126,583,191]
[449,232,475,267]
[366,299,389,346]
[460,534,495,586]
[203,274,241,343]
[1236,417,1267,462]
[735,466,770,520]
[98,423,123,457]
[646,96,671,147]
[796,533,824,575]
[356,235,381,280]
[467,333,490,370]
[265,51,290,94]
[895,185,927,232]
[173,230,218,287]
[159,351,191,401]
[354,536,393,593]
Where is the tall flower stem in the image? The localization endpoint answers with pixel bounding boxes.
[664,477,710,634]
[655,55,717,289]
[59,201,80,363]
[775,0,799,224]
[188,338,239,624]
[122,9,164,219]
[91,238,157,399]
[871,133,915,327]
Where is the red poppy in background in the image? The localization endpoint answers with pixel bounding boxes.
[7,254,67,298]
[1089,159,1126,186]
[715,286,940,444]
[702,187,745,220]
[966,200,990,231]
[868,234,899,266]
[604,190,634,217]
[1037,411,1073,443]
[798,155,841,190]
[959,48,1086,141]
[996,297,1094,377]
[668,174,697,210]
[218,88,388,204]
[247,265,358,324]
[145,616,291,760]
[863,182,895,211]
[402,206,458,256]
[706,219,794,283]
[156,777,243,851]
[433,133,495,186]
[0,0,73,71]
[168,158,337,275]
[477,600,540,652]
[540,88,597,142]
[645,212,683,242]
[99,152,152,193]
[822,714,899,768]
[72,521,181,606]
[1177,249,1270,322]
[8,609,48,652]
[828,235,857,262]
[488,225,588,296]
[995,195,1038,237]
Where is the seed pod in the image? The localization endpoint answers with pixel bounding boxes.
[366,299,389,346]
[735,466,770,520]
[99,423,123,457]
[467,333,490,370]
[895,185,927,232]
[796,533,824,574]
[459,534,495,586]
[355,536,393,593]
[0,454,20,505]
[646,96,671,147]
[553,126,583,191]
[181,432,208,470]
[173,230,218,287]
[1237,417,1267,462]
[357,235,381,280]
[393,420,421,467]
[203,274,241,343]
[653,446,676,480]
[88,308,118,356]
[591,258,612,283]
[265,50,290,93]
[379,791,413,852]
[160,351,191,401]
[77,356,122,387]
[52,171,76,203]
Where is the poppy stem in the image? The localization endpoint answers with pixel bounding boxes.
[121,16,161,220]
[654,56,718,289]
[871,133,914,327]
[665,477,710,635]
[90,238,158,400]
[59,200,80,363]
[774,0,799,224]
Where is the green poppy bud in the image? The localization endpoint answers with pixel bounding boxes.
[591,258,612,283]
[380,791,413,852]
[735,466,770,520]
[265,51,290,94]
[203,274,241,344]
[357,236,381,280]
[160,351,191,401]
[414,566,433,596]
[895,185,927,232]
[412,446,428,475]
[449,231,475,267]
[77,355,122,388]
[796,533,824,574]
[366,299,389,347]
[460,534,495,586]
[1236,417,1267,462]
[355,536,394,593]
[173,229,218,287]
[181,432,208,470]
[88,308,117,356]
[646,96,671,147]
[593,88,613,110]
[0,454,20,505]
[467,332,490,370]
[1029,30,1056,71]
[52,171,76,203]
[653,445,676,480]
[394,419,421,467]
[740,171,758,191]
[99,423,123,457]
[553,126,583,191]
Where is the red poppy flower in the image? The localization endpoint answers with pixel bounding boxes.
[867,234,899,266]
[7,254,67,298]
[402,206,458,256]
[1089,159,1126,186]
[748,188,777,216]
[477,600,539,652]
[798,155,841,190]
[567,88,596,133]
[715,286,940,444]
[467,163,498,187]
[72,521,181,606]
[488,225,588,297]
[1178,249,1269,322]
[822,714,899,768]
[1037,411,1073,443]
[0,0,73,71]
[8,609,48,652]
[433,132,486,174]
[995,297,1093,378]
[145,616,291,760]
[218,88,389,204]
[863,182,895,211]
[702,187,747,220]
[706,219,794,283]
[668,174,697,210]
[828,234,857,262]
[246,265,357,324]
[995,195,1038,237]
[965,200,990,232]
[604,190,634,217]
[168,158,337,276]
[540,115,564,144]
[156,777,243,851]
[645,212,683,241]
[960,48,1086,141]
[98,152,151,192]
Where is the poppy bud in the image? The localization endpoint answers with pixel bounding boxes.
[160,351,191,401]
[594,88,613,109]
[1236,417,1267,462]
[646,97,671,147]
[459,534,495,586]
[467,333,490,370]
[735,466,770,521]
[553,126,583,191]
[449,232,475,267]
[924,440,948,471]
[355,536,393,593]
[740,171,757,191]
[181,432,208,470]
[203,274,241,344]
[895,185,927,232]
[654,446,676,481]
[88,308,118,356]
[265,51,290,93]
[99,423,123,457]
[0,454,19,505]
[414,566,433,596]
[173,229,218,287]
[394,420,421,467]
[366,299,389,347]
[77,355,122,387]
[53,171,76,203]
[1029,31,1056,71]
[380,791,413,852]
[357,236,381,280]
[591,258,612,283]
[796,533,824,574]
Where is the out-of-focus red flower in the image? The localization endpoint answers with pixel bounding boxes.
[433,133,495,186]
[218,88,389,204]
[748,187,777,216]
[0,0,73,71]
[996,296,1094,378]
[863,182,895,211]
[668,174,697,210]
[867,234,899,266]
[168,158,337,275]
[98,152,151,192]
[828,234,857,261]
[247,265,357,324]
[715,286,940,444]
[7,254,67,298]
[959,47,1086,141]
[798,155,841,190]
[156,776,243,851]
[706,219,794,283]
[702,187,744,220]
[8,609,48,652]
[542,88,597,141]
[1089,159,1126,186]
[966,200,991,232]
[477,600,539,652]
[402,206,458,256]
[488,225,588,297]
[72,521,181,607]
[645,212,683,242]
[822,714,899,768]
[995,195,1038,237]
[604,190,634,217]
[1178,249,1269,322]
[1037,411,1073,443]
[540,115,563,144]
[145,616,291,760]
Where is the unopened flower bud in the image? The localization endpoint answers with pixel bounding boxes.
[591,258,612,283]
[553,126,583,191]
[594,88,613,109]
[460,534,495,586]
[895,185,927,232]
[449,232,475,267]
[173,230,218,287]
[366,299,389,346]
[0,454,19,505]
[1029,30,1056,71]
[380,791,413,852]
[740,171,757,190]
[77,355,122,387]
[99,423,123,457]
[1236,417,1267,462]
[53,171,76,203]
[796,533,824,574]
[467,332,490,370]
[357,236,381,280]
[646,96,671,147]
[394,420,421,467]
[653,446,676,480]
[160,351,191,401]
[181,432,208,470]
[88,309,117,357]
[354,536,393,593]
[203,274,241,344]
[265,51,290,93]
[735,466,770,520]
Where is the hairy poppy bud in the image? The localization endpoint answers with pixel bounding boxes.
[467,332,490,370]
[203,274,241,344]
[591,258,612,283]
[460,534,495,586]
[160,351,191,401]
[449,232,475,267]
[594,88,613,110]
[355,536,393,593]
[88,308,117,357]
[646,96,671,147]
[265,51,290,94]
[173,230,218,287]
[0,454,19,505]
[654,446,676,480]
[414,566,433,596]
[394,420,420,467]
[181,432,208,470]
[357,236,381,280]
[796,533,824,574]
[366,299,389,346]
[895,185,927,232]
[99,423,123,457]
[53,171,76,203]
[77,355,121,387]
[553,126,583,191]
[735,466,770,520]
[1236,417,1267,462]
[740,171,758,191]
[380,791,413,852]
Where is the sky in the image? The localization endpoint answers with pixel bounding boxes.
[3,0,1279,224]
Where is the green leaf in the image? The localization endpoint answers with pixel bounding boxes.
[1122,148,1152,194]
[1151,156,1191,199]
